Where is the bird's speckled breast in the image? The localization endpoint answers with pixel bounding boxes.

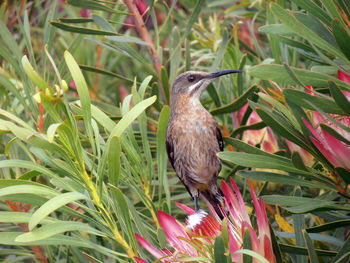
[168,94,222,185]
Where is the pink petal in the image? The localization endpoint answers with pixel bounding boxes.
[303,118,323,143]
[320,129,350,170]
[176,203,195,215]
[228,230,240,253]
[241,221,260,252]
[338,70,350,85]
[230,178,251,223]
[134,257,148,263]
[247,110,262,125]
[309,136,340,167]
[285,139,314,167]
[239,103,249,123]
[157,211,194,255]
[248,183,270,239]
[263,235,276,263]
[135,234,166,259]
[191,213,220,238]
[158,211,188,240]
[69,80,76,89]
[337,70,350,101]
[222,180,245,225]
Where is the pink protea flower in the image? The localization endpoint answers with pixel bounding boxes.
[337,70,350,101]
[285,139,314,167]
[135,179,276,263]
[301,70,350,171]
[303,112,350,171]
[233,103,279,154]
[288,70,350,169]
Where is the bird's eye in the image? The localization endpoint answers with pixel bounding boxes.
[187,75,195,82]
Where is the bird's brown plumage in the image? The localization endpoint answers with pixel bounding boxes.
[166,93,223,198]
[166,70,245,218]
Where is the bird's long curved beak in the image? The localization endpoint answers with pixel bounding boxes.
[210,69,243,78]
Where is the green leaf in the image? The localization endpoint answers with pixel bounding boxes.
[329,80,350,115]
[242,227,253,263]
[161,66,170,104]
[157,106,171,210]
[91,15,148,46]
[210,84,257,115]
[0,232,91,247]
[16,221,103,243]
[28,192,88,231]
[0,21,22,61]
[291,151,307,171]
[223,137,274,158]
[283,62,307,88]
[306,220,350,233]
[283,89,343,114]
[335,167,350,185]
[0,233,126,259]
[0,109,34,131]
[47,123,62,143]
[331,237,350,263]
[332,18,350,60]
[218,151,309,175]
[64,50,95,154]
[0,212,57,224]
[230,121,266,138]
[79,64,136,83]
[110,96,156,137]
[303,230,319,263]
[258,24,294,35]
[237,171,335,191]
[294,13,336,47]
[0,184,58,198]
[110,186,136,250]
[214,235,227,263]
[50,21,120,35]
[262,195,350,213]
[108,136,121,186]
[252,106,319,156]
[166,0,205,64]
[322,0,345,21]
[231,249,270,263]
[169,27,181,87]
[139,75,153,99]
[21,55,50,91]
[248,64,350,91]
[293,188,308,263]
[210,29,229,71]
[291,0,331,26]
[66,0,128,14]
[270,3,348,63]
[58,18,94,23]
[279,243,337,257]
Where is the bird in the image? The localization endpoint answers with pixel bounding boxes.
[166,69,243,219]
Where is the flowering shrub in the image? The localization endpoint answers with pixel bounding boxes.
[135,179,275,263]
[0,0,349,262]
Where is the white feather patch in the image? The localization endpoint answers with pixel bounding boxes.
[188,81,201,93]
[187,209,207,229]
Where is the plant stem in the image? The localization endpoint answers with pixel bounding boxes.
[82,171,136,258]
[123,0,162,77]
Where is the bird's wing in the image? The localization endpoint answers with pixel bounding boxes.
[216,125,224,151]
[166,132,175,169]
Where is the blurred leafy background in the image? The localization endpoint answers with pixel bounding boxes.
[0,0,350,262]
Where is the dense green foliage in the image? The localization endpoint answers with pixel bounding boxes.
[0,0,350,262]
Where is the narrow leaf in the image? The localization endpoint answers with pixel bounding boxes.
[28,192,88,231]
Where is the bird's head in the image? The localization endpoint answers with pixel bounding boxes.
[171,70,243,101]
